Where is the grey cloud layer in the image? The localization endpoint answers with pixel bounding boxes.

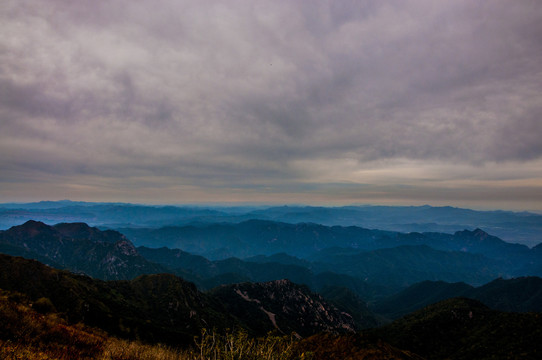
[1,0,542,205]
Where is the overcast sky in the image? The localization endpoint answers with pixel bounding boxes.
[1,0,542,210]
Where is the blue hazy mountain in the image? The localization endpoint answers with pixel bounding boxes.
[1,201,541,246]
[116,221,541,282]
[3,219,541,297]
[2,219,542,351]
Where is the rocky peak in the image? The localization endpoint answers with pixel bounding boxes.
[472,228,490,240]
[0,221,163,280]
[453,228,506,247]
[211,279,356,337]
[115,240,138,256]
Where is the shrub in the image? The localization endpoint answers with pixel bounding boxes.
[33,297,56,314]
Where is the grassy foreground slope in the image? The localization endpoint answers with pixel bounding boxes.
[1,252,542,359]
[0,288,423,360]
[0,288,299,360]
[373,297,542,360]
[0,253,238,345]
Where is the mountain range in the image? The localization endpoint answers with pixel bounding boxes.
[1,215,542,359]
[4,219,542,300]
[1,220,541,315]
[0,253,357,343]
[116,219,537,259]
[1,201,541,246]
[1,252,541,359]
[119,220,542,285]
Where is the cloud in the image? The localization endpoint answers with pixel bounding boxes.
[1,0,541,208]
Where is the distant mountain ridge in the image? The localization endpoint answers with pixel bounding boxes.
[1,201,541,246]
[308,244,504,288]
[118,220,536,261]
[2,220,541,299]
[125,221,542,287]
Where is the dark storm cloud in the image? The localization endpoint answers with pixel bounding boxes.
[1,0,541,207]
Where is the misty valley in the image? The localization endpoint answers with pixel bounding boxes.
[1,202,541,359]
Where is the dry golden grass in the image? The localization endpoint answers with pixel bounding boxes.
[1,289,415,359]
[99,339,184,360]
[98,330,296,360]
[0,290,106,359]
[0,289,297,360]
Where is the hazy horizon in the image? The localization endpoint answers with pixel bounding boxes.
[2,1,542,211]
[1,198,541,214]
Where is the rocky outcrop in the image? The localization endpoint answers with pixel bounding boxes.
[210,279,356,337]
[0,221,165,280]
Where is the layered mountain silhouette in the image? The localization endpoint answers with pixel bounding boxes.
[1,217,542,359]
[119,220,535,260]
[2,220,541,300]
[2,202,541,246]
[373,276,542,319]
